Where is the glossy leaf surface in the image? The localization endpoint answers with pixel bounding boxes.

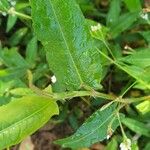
[55,104,120,149]
[31,0,102,92]
[0,96,59,149]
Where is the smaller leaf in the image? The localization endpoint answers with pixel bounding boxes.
[6,15,17,33]
[119,49,150,68]
[131,142,139,150]
[26,36,38,66]
[105,137,118,150]
[8,27,28,46]
[107,0,121,27]
[122,117,150,137]
[55,104,120,149]
[110,12,139,38]
[0,47,29,68]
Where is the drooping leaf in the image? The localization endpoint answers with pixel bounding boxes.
[31,0,102,92]
[55,104,120,149]
[0,96,59,149]
[122,117,150,137]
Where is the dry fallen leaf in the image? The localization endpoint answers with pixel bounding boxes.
[19,136,34,150]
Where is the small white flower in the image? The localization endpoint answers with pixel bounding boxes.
[51,75,57,83]
[10,1,16,6]
[91,23,101,32]
[107,135,111,140]
[140,13,149,20]
[120,138,131,150]
[124,45,129,50]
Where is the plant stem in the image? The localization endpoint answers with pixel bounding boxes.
[121,81,137,97]
[13,11,32,20]
[117,112,127,139]
[7,7,32,20]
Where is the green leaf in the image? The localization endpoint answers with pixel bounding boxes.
[107,0,121,27]
[31,0,102,92]
[110,12,139,38]
[0,47,28,68]
[131,142,139,150]
[123,0,142,12]
[116,63,150,89]
[139,31,150,44]
[105,137,118,150]
[6,15,17,33]
[0,96,59,149]
[122,117,150,137]
[8,27,28,46]
[55,104,120,149]
[0,0,10,12]
[119,49,150,68]
[144,142,150,150]
[0,67,27,80]
[136,101,150,115]
[0,96,11,106]
[26,36,38,66]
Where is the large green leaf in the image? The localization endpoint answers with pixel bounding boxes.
[55,104,120,149]
[31,0,102,92]
[0,96,59,149]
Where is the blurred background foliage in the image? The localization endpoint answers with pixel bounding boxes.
[0,0,150,149]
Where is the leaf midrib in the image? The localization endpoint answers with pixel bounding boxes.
[49,0,83,85]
